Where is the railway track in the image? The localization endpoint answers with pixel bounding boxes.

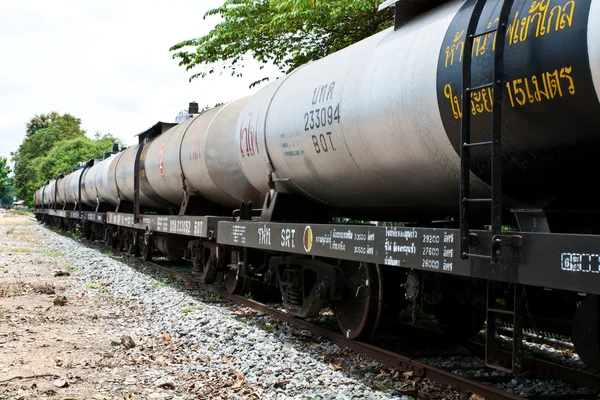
[71,235,600,400]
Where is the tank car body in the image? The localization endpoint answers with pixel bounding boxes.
[63,169,83,206]
[45,180,57,206]
[33,187,41,207]
[236,0,600,220]
[41,99,262,214]
[141,98,261,209]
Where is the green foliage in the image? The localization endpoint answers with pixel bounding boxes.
[11,110,122,205]
[72,227,82,240]
[36,134,121,182]
[0,157,13,205]
[26,111,61,137]
[169,0,393,85]
[150,277,170,290]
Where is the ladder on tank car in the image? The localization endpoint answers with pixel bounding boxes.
[458,0,522,373]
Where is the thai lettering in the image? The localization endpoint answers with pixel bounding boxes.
[506,66,575,107]
[444,66,576,118]
[189,136,201,160]
[443,0,576,68]
[239,112,260,158]
[311,82,336,105]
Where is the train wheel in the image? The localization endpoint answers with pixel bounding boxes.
[116,230,126,252]
[128,231,140,257]
[224,265,248,295]
[193,254,218,284]
[139,231,153,261]
[109,228,120,250]
[572,294,600,370]
[333,261,383,340]
[120,231,132,254]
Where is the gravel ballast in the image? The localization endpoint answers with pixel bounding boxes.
[3,217,596,399]
[36,224,420,399]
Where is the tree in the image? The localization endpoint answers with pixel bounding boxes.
[169,0,393,85]
[0,157,13,205]
[36,134,123,181]
[12,116,86,202]
[26,111,60,137]
[12,112,91,204]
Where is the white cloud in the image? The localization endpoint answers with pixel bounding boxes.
[0,0,282,159]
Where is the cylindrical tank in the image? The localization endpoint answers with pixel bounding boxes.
[33,187,40,206]
[83,160,103,208]
[142,99,261,209]
[67,173,78,205]
[236,0,600,218]
[80,166,97,208]
[65,168,84,206]
[45,180,57,206]
[95,154,121,206]
[40,182,50,208]
[54,177,66,206]
[114,145,165,209]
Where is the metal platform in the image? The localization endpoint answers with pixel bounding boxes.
[217,221,600,296]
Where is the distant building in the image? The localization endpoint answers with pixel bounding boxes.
[12,200,28,210]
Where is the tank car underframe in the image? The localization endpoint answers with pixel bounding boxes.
[216,221,600,297]
[34,207,600,371]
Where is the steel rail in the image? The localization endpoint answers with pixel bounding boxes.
[465,342,600,392]
[41,219,600,398]
[73,236,600,399]
[129,256,524,400]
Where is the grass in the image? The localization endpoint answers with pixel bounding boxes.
[8,247,31,253]
[149,277,170,290]
[5,227,14,234]
[0,282,24,297]
[256,319,277,331]
[31,282,56,294]
[203,293,221,302]
[0,214,37,226]
[0,282,56,297]
[45,250,63,257]
[65,264,77,271]
[11,209,34,217]
[180,302,204,313]
[71,227,82,240]
[85,281,108,292]
[398,304,437,323]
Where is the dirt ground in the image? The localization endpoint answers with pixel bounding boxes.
[0,214,222,400]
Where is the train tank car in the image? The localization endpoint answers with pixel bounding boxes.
[31,0,600,376]
[236,0,600,224]
[141,98,261,211]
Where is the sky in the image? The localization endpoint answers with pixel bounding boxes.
[0,1,282,161]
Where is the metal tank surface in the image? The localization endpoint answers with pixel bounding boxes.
[95,154,121,206]
[82,160,103,208]
[68,171,80,205]
[64,169,83,206]
[236,0,600,218]
[80,166,97,208]
[33,188,41,206]
[40,182,50,208]
[55,177,67,206]
[142,98,261,210]
[114,145,165,209]
[45,180,57,206]
[57,174,72,206]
